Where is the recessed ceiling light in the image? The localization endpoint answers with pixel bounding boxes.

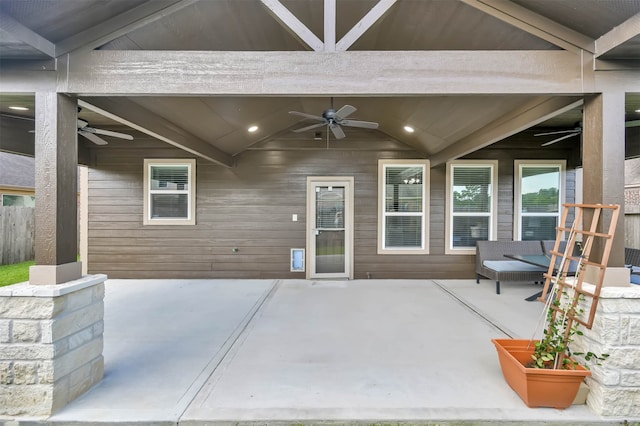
[636,109,640,113]
[247,125,258,132]
[403,125,415,133]
[9,106,29,111]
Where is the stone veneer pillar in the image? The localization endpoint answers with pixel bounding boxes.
[0,274,106,417]
[574,283,640,416]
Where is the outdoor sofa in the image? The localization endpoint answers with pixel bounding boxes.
[626,247,640,285]
[475,240,548,295]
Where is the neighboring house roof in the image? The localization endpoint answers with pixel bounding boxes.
[0,151,35,189]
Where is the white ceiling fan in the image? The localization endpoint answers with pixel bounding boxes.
[535,119,640,146]
[289,99,379,140]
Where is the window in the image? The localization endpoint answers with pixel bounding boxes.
[514,160,565,241]
[378,159,429,254]
[1,194,35,206]
[446,160,498,254]
[143,159,196,225]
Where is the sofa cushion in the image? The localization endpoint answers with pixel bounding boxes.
[483,260,546,272]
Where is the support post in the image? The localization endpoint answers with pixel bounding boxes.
[582,91,628,285]
[0,93,106,417]
[29,92,82,285]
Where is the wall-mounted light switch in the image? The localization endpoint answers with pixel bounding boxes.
[292,214,298,222]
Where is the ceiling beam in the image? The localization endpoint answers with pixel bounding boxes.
[336,0,396,51]
[0,67,56,92]
[55,0,201,56]
[0,11,56,58]
[78,99,233,167]
[61,50,584,95]
[595,59,640,71]
[429,97,584,167]
[324,0,336,51]
[595,12,640,58]
[260,0,324,51]
[461,0,595,54]
[594,69,640,92]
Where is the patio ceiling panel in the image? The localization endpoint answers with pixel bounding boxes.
[0,0,638,162]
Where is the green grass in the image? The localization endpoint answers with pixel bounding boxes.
[0,260,34,287]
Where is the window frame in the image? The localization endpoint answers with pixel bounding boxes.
[1,193,36,207]
[377,159,430,255]
[514,159,566,241]
[445,160,498,255]
[143,158,196,226]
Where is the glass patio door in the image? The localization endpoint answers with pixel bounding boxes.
[307,177,353,279]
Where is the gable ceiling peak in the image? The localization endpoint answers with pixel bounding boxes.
[260,0,396,52]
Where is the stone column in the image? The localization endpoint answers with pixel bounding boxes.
[0,275,106,416]
[575,284,640,416]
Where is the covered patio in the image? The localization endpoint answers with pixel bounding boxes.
[1,0,640,420]
[36,278,637,424]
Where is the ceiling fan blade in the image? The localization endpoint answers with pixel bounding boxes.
[540,132,580,146]
[534,129,580,137]
[289,111,325,121]
[79,130,108,145]
[89,127,134,140]
[329,123,345,139]
[626,120,640,128]
[334,105,356,121]
[340,119,379,129]
[292,122,327,133]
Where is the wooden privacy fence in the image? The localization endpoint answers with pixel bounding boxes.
[0,206,35,265]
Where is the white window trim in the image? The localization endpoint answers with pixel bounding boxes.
[514,159,566,241]
[143,158,196,226]
[445,160,498,255]
[377,159,430,255]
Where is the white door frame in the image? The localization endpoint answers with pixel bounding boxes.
[306,176,354,279]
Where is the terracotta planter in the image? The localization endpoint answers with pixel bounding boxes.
[492,338,591,409]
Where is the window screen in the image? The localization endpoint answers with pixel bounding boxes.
[382,164,425,250]
[517,162,563,241]
[450,164,494,250]
[144,159,195,225]
[150,165,190,219]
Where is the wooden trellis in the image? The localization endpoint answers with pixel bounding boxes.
[539,203,620,332]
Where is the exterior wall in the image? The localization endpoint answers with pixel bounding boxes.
[465,133,579,241]
[87,132,576,279]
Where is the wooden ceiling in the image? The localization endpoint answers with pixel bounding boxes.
[0,0,639,163]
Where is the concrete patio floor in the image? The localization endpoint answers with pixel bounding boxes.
[5,278,639,425]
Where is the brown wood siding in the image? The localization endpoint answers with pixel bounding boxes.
[87,131,576,279]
